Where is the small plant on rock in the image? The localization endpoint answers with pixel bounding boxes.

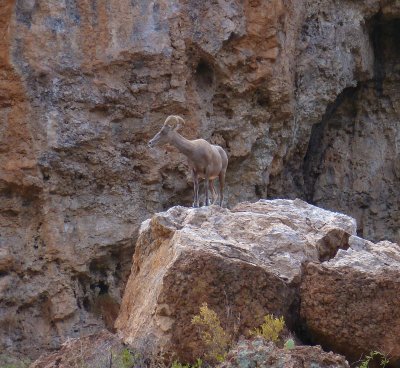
[358,351,389,368]
[120,348,136,368]
[284,338,295,350]
[171,358,203,368]
[192,303,231,363]
[250,314,285,343]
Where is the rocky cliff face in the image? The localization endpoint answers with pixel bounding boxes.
[0,0,399,359]
[268,1,400,244]
[298,12,400,243]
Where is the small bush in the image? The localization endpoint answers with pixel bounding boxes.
[284,338,295,350]
[192,303,231,363]
[250,314,285,342]
[358,351,389,368]
[171,358,203,368]
[120,348,136,368]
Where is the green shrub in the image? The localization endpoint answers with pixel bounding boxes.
[192,303,231,363]
[120,348,136,368]
[358,351,389,368]
[284,338,295,350]
[250,314,285,342]
[171,358,202,368]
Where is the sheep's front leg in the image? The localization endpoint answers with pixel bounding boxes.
[192,169,199,207]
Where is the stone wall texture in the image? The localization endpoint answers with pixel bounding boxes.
[0,0,399,359]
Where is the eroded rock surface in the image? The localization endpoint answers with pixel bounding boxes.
[1,0,400,359]
[115,199,356,361]
[29,330,124,368]
[219,338,350,368]
[30,335,351,368]
[1,0,303,358]
[301,236,400,364]
[270,1,400,244]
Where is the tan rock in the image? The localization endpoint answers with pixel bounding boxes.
[301,236,400,364]
[115,200,356,361]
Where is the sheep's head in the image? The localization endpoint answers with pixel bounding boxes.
[148,115,185,148]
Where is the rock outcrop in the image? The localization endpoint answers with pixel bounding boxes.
[115,199,356,361]
[1,0,400,360]
[29,330,125,368]
[27,200,400,366]
[30,335,351,368]
[301,236,400,365]
[219,338,350,368]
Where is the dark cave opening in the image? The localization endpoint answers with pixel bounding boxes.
[303,14,400,202]
[369,14,400,92]
[195,60,214,89]
[370,12,386,94]
[302,86,359,203]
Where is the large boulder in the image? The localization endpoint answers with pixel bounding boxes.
[301,236,400,364]
[115,199,356,361]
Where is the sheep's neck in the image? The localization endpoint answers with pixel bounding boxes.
[169,131,196,159]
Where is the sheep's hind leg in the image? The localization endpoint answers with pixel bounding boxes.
[204,172,210,206]
[209,180,217,204]
[218,171,225,207]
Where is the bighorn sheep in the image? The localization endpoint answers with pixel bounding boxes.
[148,115,228,207]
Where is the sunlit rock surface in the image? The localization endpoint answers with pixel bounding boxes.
[115,200,356,361]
